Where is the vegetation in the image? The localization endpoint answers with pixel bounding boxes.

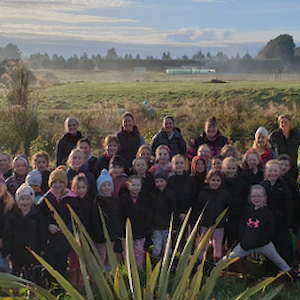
[0,202,285,299]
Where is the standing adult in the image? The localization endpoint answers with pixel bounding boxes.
[56,117,83,166]
[151,116,186,158]
[116,112,145,172]
[187,116,230,164]
[269,114,300,180]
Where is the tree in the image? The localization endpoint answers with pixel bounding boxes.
[192,50,205,61]
[0,44,21,61]
[294,47,300,57]
[162,52,171,60]
[181,55,189,60]
[135,54,141,60]
[105,48,119,60]
[66,55,80,69]
[242,51,253,61]
[257,34,295,64]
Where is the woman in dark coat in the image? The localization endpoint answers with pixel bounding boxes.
[151,116,186,158]
[56,117,83,166]
[269,114,300,180]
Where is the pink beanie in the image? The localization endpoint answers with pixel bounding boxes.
[15,183,35,203]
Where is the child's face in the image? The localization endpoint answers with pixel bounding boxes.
[79,142,91,157]
[71,152,84,170]
[35,156,48,173]
[51,180,65,195]
[212,158,222,171]
[224,162,237,178]
[128,179,142,197]
[250,189,266,209]
[198,147,211,161]
[134,159,147,176]
[14,159,28,177]
[247,154,259,170]
[157,149,170,164]
[265,164,281,182]
[75,181,88,198]
[155,178,167,192]
[173,157,185,174]
[0,185,6,198]
[196,159,205,173]
[100,181,112,196]
[256,135,267,148]
[279,160,290,176]
[106,142,118,156]
[0,155,10,170]
[139,149,151,162]
[123,116,134,133]
[225,151,234,158]
[18,195,33,211]
[30,184,40,193]
[209,175,222,190]
[111,165,124,178]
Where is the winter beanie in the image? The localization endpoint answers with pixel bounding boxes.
[26,170,42,187]
[13,154,29,170]
[97,169,114,195]
[15,183,35,203]
[48,165,68,187]
[255,126,269,140]
[154,169,168,182]
[111,155,125,170]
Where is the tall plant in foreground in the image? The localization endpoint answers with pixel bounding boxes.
[0,199,284,299]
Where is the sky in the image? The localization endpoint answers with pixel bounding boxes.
[0,0,299,59]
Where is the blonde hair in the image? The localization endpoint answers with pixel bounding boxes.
[0,153,11,163]
[67,148,84,168]
[31,151,50,168]
[71,173,89,192]
[1,187,14,213]
[264,160,280,180]
[133,156,148,168]
[222,156,238,168]
[197,144,211,156]
[171,154,187,171]
[220,145,238,159]
[249,185,267,207]
[155,145,170,160]
[136,144,152,157]
[104,135,119,148]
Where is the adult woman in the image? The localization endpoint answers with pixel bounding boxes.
[150,116,186,158]
[187,116,230,164]
[116,112,145,172]
[269,114,300,180]
[0,153,13,179]
[56,117,83,166]
[245,126,276,168]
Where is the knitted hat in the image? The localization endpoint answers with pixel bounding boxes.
[15,183,35,203]
[26,170,42,187]
[255,126,268,140]
[154,169,168,182]
[0,173,6,187]
[111,155,125,169]
[97,169,114,195]
[48,165,68,187]
[13,154,29,169]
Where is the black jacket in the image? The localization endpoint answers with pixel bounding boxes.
[150,186,177,230]
[193,186,230,228]
[119,191,152,240]
[241,168,264,187]
[56,131,83,166]
[41,170,51,194]
[94,154,110,179]
[239,205,274,251]
[0,198,16,240]
[2,207,48,264]
[91,195,120,244]
[260,178,294,229]
[151,128,186,158]
[269,128,300,179]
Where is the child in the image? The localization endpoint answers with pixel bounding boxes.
[0,152,13,179]
[197,144,212,172]
[190,156,207,197]
[212,155,224,171]
[2,184,47,284]
[109,155,128,199]
[77,138,97,174]
[241,150,264,187]
[92,169,119,269]
[149,145,173,177]
[136,145,154,168]
[68,173,93,287]
[66,148,96,197]
[38,166,79,277]
[119,175,152,267]
[216,185,292,275]
[6,154,29,198]
[94,135,119,179]
[168,154,194,227]
[193,170,230,261]
[0,175,15,272]
[150,169,177,262]
[260,160,294,265]
[133,157,154,195]
[222,157,248,249]
[25,170,43,204]
[32,151,51,194]
[220,145,239,159]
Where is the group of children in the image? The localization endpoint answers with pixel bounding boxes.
[0,121,298,288]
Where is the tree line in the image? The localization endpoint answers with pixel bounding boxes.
[1,34,300,73]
